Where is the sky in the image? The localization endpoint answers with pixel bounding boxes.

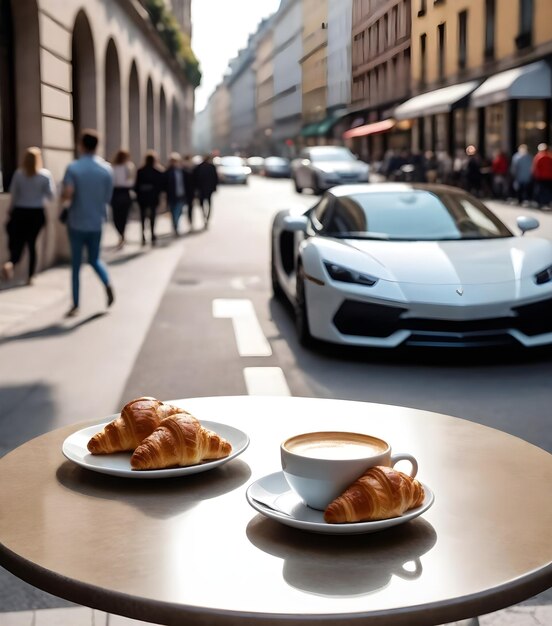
[191,0,281,112]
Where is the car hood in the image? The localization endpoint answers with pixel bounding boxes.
[338,238,552,285]
[313,161,367,174]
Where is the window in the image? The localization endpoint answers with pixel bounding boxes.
[517,0,533,48]
[458,11,467,71]
[484,0,495,59]
[437,23,446,79]
[420,33,427,86]
[418,0,427,17]
[520,0,533,34]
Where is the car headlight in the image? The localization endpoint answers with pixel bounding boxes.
[535,265,552,285]
[323,262,378,286]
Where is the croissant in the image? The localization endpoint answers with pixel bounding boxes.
[87,397,189,454]
[130,414,232,470]
[324,466,425,524]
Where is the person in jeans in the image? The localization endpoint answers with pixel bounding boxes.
[61,130,114,318]
[164,152,186,236]
[2,147,55,285]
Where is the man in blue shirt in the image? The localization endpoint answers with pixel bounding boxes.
[61,130,114,317]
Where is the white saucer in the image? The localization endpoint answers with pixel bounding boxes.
[62,420,249,479]
[246,471,435,535]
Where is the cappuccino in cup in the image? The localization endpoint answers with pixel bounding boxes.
[281,431,418,511]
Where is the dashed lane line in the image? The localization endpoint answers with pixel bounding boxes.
[244,367,291,396]
[212,298,272,357]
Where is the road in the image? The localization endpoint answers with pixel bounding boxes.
[123,176,552,454]
[0,175,551,624]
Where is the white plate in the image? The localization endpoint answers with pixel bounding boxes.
[246,472,434,535]
[62,420,249,479]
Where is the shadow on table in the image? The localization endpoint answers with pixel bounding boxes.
[56,458,251,520]
[246,515,437,597]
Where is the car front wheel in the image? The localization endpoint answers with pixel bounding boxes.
[295,266,314,347]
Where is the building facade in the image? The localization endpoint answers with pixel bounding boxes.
[327,0,353,114]
[272,0,303,157]
[400,0,552,159]
[209,80,231,155]
[347,0,412,162]
[0,0,195,271]
[227,44,257,155]
[300,0,328,126]
[254,21,276,156]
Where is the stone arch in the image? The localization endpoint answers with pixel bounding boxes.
[104,38,122,161]
[171,98,181,154]
[71,10,97,154]
[160,86,167,163]
[146,77,154,150]
[8,0,42,167]
[128,61,141,165]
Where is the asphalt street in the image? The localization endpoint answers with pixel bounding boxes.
[1,176,551,623]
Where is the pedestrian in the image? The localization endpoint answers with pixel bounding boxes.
[463,145,482,197]
[110,149,135,249]
[532,143,552,208]
[193,154,219,228]
[61,129,115,318]
[182,155,196,229]
[510,144,533,205]
[134,150,165,245]
[164,152,186,237]
[491,149,509,200]
[425,151,438,184]
[2,147,55,285]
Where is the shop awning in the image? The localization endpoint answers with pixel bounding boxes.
[470,60,552,108]
[343,118,395,139]
[300,112,347,138]
[394,80,480,120]
[300,122,320,138]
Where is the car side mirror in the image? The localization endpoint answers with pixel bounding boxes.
[283,215,308,232]
[517,216,540,235]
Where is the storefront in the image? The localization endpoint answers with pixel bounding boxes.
[393,80,480,156]
[470,60,552,156]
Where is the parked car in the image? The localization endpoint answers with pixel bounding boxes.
[291,146,370,194]
[271,182,552,348]
[217,156,251,184]
[263,156,291,178]
[247,156,265,174]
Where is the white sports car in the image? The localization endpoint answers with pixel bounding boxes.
[271,183,552,348]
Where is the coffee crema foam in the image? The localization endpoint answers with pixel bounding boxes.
[285,433,387,460]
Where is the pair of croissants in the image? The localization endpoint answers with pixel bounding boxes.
[87,397,232,470]
[323,465,425,524]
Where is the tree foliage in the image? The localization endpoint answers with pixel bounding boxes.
[145,0,201,87]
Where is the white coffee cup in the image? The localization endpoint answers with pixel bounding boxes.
[281,431,418,511]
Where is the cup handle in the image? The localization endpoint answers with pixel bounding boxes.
[390,453,418,477]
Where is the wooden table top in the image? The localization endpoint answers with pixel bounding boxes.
[0,396,551,626]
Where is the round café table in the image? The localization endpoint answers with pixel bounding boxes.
[0,396,550,626]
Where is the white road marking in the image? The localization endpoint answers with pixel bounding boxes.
[230,276,261,290]
[212,298,272,357]
[243,367,291,396]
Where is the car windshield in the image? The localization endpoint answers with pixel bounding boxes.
[320,191,513,241]
[265,157,288,165]
[310,149,356,163]
[220,157,244,166]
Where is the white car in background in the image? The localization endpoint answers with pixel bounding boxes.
[246,156,265,174]
[271,183,552,349]
[291,146,370,194]
[217,156,251,184]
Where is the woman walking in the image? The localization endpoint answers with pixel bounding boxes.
[134,151,164,245]
[110,149,135,249]
[2,147,55,285]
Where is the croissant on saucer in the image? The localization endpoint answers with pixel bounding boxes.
[324,466,425,524]
[130,413,232,470]
[87,397,189,455]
